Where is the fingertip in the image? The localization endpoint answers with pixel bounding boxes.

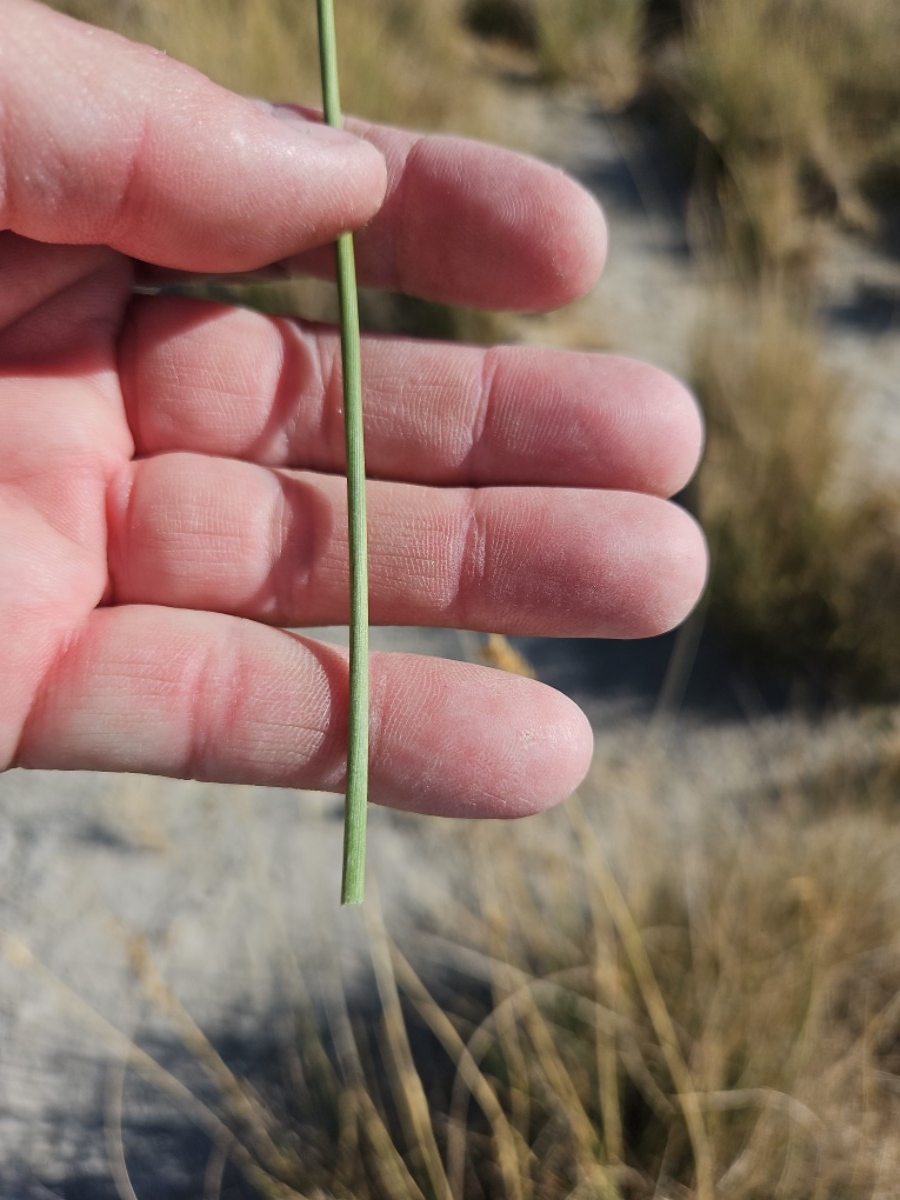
[545,172,609,309]
[507,687,595,817]
[346,130,611,311]
[654,373,706,496]
[370,657,594,819]
[616,359,706,497]
[483,155,609,313]
[635,503,709,638]
[492,160,607,313]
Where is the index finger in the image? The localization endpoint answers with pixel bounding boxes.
[0,0,387,271]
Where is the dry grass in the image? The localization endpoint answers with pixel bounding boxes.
[465,0,900,270]
[649,2,900,698]
[659,0,900,274]
[531,0,646,108]
[460,0,900,275]
[463,0,646,107]
[432,789,900,1200]
[22,769,898,1200]
[692,288,900,697]
[335,778,900,1200]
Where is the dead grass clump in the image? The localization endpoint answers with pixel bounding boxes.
[158,787,900,1199]
[809,0,900,203]
[692,290,900,697]
[465,0,648,108]
[660,0,829,275]
[532,0,646,108]
[660,0,900,274]
[416,789,900,1199]
[11,772,900,1199]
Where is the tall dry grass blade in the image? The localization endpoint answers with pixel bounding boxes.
[518,1002,621,1198]
[322,954,428,1200]
[440,962,629,1198]
[104,1013,148,1200]
[470,836,614,1188]
[354,1085,430,1200]
[389,943,527,1200]
[577,808,626,1165]
[468,835,537,1198]
[412,929,675,1127]
[595,1006,624,1168]
[203,1138,231,1200]
[567,798,716,1200]
[365,895,454,1200]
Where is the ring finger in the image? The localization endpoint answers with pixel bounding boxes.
[107,453,707,638]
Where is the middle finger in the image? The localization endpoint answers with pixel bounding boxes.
[121,296,703,498]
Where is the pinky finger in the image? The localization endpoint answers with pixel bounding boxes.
[15,606,593,818]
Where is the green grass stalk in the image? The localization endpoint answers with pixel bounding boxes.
[316,0,369,906]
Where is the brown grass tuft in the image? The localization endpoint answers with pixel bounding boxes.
[692,289,900,697]
[660,0,900,274]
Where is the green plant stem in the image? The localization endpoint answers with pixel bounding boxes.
[316,0,369,906]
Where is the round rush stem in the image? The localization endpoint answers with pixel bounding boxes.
[315,0,369,906]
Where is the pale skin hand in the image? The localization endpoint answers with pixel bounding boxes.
[0,0,707,818]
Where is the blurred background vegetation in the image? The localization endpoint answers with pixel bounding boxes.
[37,1,900,1196]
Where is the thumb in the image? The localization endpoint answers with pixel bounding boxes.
[0,0,387,271]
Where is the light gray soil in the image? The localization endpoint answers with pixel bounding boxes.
[2,91,899,1199]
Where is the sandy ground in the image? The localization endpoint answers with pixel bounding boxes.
[2,90,899,1199]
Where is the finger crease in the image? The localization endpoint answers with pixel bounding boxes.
[105,104,152,248]
[457,490,488,629]
[184,632,241,782]
[271,475,315,622]
[394,137,429,297]
[464,347,500,481]
[14,618,89,769]
[315,333,346,470]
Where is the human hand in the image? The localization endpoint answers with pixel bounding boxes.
[1,0,706,817]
